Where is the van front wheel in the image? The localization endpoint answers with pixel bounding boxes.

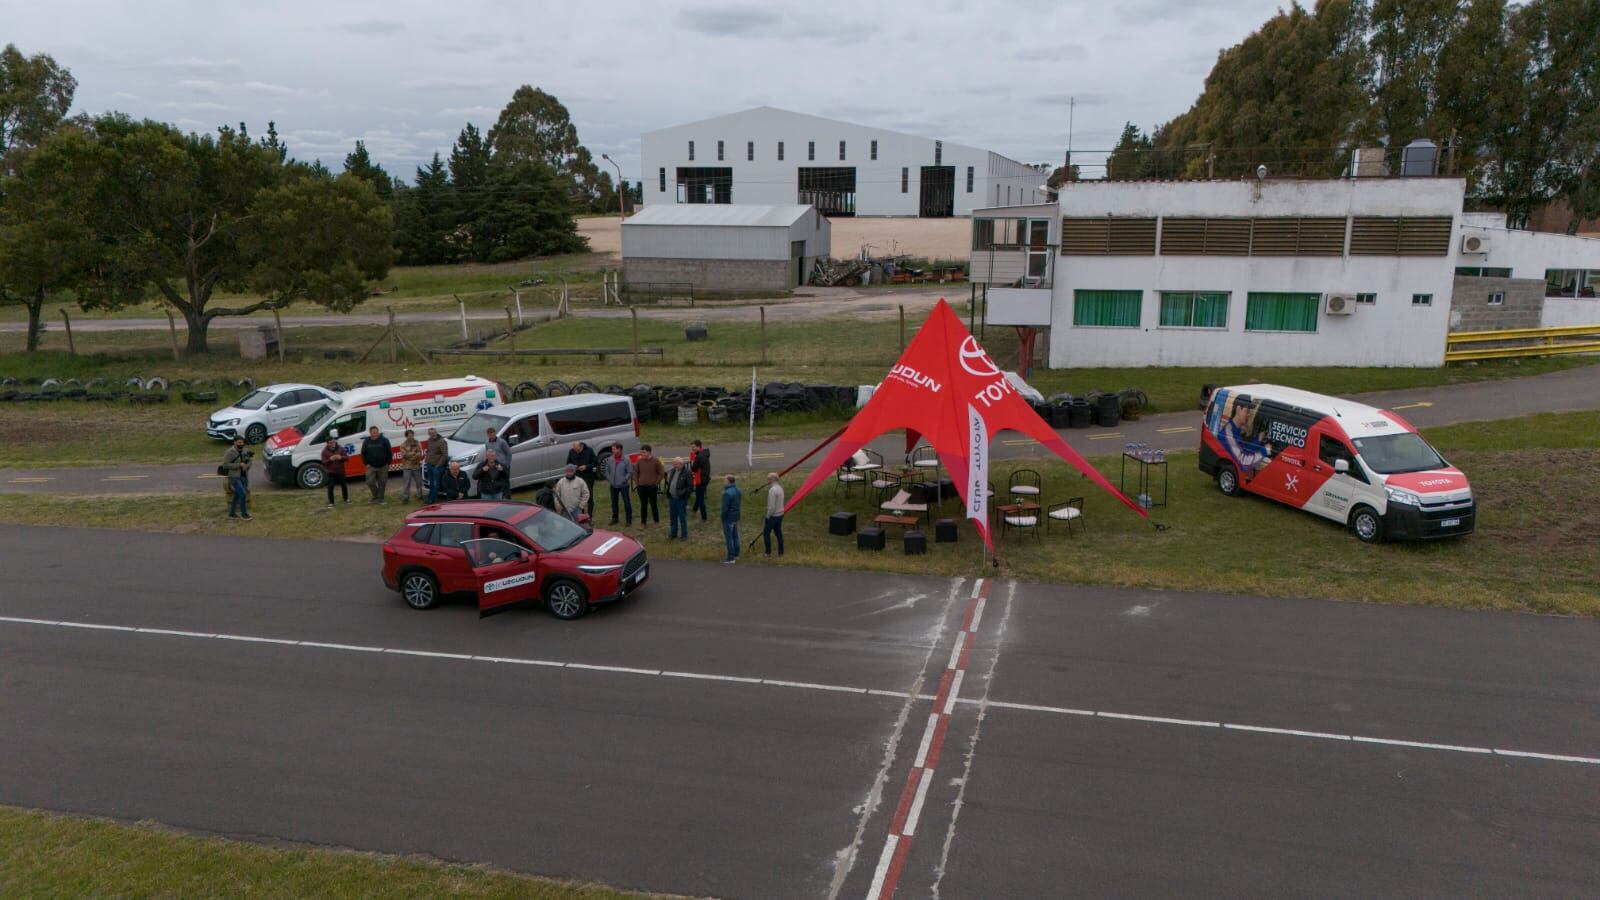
[1216,464,1241,497]
[296,463,326,489]
[1350,505,1383,543]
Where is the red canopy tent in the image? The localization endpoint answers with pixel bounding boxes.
[783,298,1148,548]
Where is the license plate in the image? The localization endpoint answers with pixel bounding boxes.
[1441,517,1461,528]
[633,564,648,584]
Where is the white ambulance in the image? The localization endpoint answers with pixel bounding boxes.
[264,376,504,489]
[1199,384,1475,542]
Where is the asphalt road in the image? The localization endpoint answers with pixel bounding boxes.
[5,362,1598,497]
[3,525,1597,897]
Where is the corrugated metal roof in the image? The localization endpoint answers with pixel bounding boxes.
[625,204,817,228]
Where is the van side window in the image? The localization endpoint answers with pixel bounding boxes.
[328,411,367,440]
[507,416,539,444]
[547,401,632,436]
[1318,436,1367,482]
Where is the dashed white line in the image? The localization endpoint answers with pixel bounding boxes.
[945,632,967,670]
[912,714,939,769]
[903,768,934,838]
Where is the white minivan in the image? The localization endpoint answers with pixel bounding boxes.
[446,394,642,493]
[207,383,341,444]
[264,376,503,489]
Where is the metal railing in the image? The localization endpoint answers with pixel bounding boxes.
[1444,323,1600,362]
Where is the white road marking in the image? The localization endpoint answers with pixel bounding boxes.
[8,477,54,483]
[1157,426,1196,434]
[903,767,934,837]
[865,834,900,900]
[1086,433,1124,440]
[943,671,964,715]
[912,714,940,768]
[945,632,967,671]
[102,475,148,481]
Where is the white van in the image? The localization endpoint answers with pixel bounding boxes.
[264,376,504,489]
[1200,384,1475,542]
[207,383,341,444]
[446,394,642,493]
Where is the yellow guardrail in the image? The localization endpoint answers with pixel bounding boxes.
[1445,323,1600,362]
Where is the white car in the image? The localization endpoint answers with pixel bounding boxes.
[207,383,341,444]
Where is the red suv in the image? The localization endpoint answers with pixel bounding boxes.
[381,501,648,619]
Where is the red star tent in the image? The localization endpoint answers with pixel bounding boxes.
[783,298,1147,548]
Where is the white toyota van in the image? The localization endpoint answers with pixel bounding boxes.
[446,394,642,493]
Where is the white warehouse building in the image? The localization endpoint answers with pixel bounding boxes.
[640,106,1045,218]
[972,178,1600,369]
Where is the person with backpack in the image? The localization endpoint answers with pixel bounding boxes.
[321,436,350,508]
[665,457,692,540]
[601,444,634,526]
[360,426,392,503]
[690,439,712,522]
[720,474,742,564]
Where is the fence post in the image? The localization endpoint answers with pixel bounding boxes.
[631,306,640,366]
[760,305,768,365]
[60,309,75,355]
[455,294,468,340]
[899,304,906,352]
[505,306,517,353]
[513,289,524,325]
[272,307,286,362]
[165,310,181,360]
[388,306,397,363]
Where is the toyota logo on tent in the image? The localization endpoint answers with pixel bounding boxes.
[959,336,1001,378]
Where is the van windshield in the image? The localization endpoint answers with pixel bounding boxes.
[296,403,335,435]
[233,389,273,410]
[451,412,509,444]
[1351,433,1446,474]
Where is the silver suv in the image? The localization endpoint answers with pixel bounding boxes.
[446,395,641,492]
[207,383,341,444]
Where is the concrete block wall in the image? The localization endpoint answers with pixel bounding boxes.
[624,257,793,294]
[1449,276,1544,331]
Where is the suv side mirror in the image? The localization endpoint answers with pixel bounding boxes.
[1334,459,1350,474]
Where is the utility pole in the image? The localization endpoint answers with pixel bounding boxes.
[601,153,626,219]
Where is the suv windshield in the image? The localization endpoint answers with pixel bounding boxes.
[233,389,273,410]
[296,403,335,434]
[451,412,509,444]
[1351,433,1446,474]
[518,508,588,551]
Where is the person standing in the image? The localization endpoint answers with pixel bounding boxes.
[554,464,591,522]
[690,439,712,522]
[719,474,742,564]
[477,448,511,500]
[484,427,512,477]
[665,457,692,540]
[222,436,252,520]
[601,444,634,526]
[436,461,466,501]
[360,426,392,503]
[534,479,557,509]
[321,436,350,508]
[424,426,449,503]
[566,440,598,516]
[762,472,785,556]
[399,429,424,502]
[634,444,665,526]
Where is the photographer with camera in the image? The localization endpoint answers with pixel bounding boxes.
[221,436,253,520]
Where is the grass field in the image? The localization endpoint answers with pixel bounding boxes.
[2,412,1594,616]
[0,806,649,899]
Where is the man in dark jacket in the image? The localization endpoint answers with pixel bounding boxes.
[424,426,449,503]
[476,448,511,500]
[665,457,692,540]
[435,461,466,501]
[566,441,598,515]
[321,437,350,508]
[360,426,392,503]
[719,474,742,564]
[690,440,711,521]
[600,444,634,525]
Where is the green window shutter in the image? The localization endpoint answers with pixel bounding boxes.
[1245,293,1320,332]
[1193,292,1229,328]
[1074,290,1142,327]
[1159,292,1228,327]
[1159,293,1189,326]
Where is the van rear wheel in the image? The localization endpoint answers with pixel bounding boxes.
[1216,464,1241,497]
[1350,505,1383,543]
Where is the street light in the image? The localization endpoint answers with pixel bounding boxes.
[600,153,626,220]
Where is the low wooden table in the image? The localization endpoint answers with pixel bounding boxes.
[874,514,921,530]
[996,501,1040,516]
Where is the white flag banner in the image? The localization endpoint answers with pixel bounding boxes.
[747,367,758,467]
[966,403,989,536]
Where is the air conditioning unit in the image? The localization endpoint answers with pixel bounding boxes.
[1461,234,1491,254]
[1324,293,1356,316]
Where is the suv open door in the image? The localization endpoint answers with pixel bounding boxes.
[462,538,541,617]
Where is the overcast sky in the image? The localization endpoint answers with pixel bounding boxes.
[2,0,1287,183]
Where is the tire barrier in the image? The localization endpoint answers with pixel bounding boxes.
[571,380,600,395]
[1094,393,1122,427]
[143,376,168,392]
[544,380,570,397]
[352,380,371,389]
[234,377,255,390]
[513,381,542,402]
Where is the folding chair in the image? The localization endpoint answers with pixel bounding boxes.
[1047,497,1086,535]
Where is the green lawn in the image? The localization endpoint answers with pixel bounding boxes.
[2,412,1594,616]
[0,806,651,899]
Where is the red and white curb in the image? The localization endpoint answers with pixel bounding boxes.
[865,577,989,899]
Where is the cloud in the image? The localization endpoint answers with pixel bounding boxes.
[401,77,499,92]
[679,6,784,36]
[438,105,499,119]
[1013,43,1087,62]
[1035,92,1115,107]
[142,56,242,74]
[161,100,231,111]
[340,19,406,35]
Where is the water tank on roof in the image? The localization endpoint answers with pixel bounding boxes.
[1400,140,1439,177]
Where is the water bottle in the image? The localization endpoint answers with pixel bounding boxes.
[1138,493,1152,508]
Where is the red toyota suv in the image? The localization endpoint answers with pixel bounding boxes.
[381,501,648,619]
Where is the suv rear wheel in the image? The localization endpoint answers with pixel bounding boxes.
[400,571,440,609]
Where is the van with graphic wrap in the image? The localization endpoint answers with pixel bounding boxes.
[1199,385,1474,542]
[264,376,503,489]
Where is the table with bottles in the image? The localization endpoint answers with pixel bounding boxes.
[1118,442,1168,509]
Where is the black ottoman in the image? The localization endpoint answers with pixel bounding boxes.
[903,530,927,555]
[935,518,959,543]
[829,511,857,535]
[857,527,886,550]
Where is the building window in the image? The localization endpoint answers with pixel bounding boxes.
[717,140,724,161]
[777,141,784,161]
[1355,292,1377,305]
[808,141,815,161]
[658,167,666,192]
[747,141,754,161]
[871,140,878,160]
[1456,266,1512,277]
[966,166,974,193]
[839,140,846,161]
[688,140,694,161]
[1159,292,1229,329]
[1544,268,1600,298]
[901,167,908,193]
[1245,292,1320,332]
[1073,290,1142,328]
[934,140,942,165]
[1412,293,1433,306]
[1488,291,1505,306]
[1007,186,1012,205]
